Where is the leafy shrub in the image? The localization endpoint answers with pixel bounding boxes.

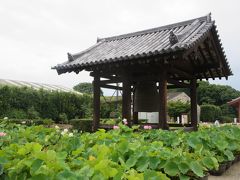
[27,106,40,119]
[0,118,54,126]
[34,119,53,126]
[109,111,121,118]
[69,119,93,132]
[1,123,240,179]
[138,119,148,123]
[42,119,54,126]
[11,119,28,124]
[100,118,120,125]
[0,86,92,121]
[5,109,28,119]
[200,104,222,122]
[168,100,190,120]
[219,115,234,123]
[59,113,68,124]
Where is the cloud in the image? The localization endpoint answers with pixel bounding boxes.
[0,0,239,94]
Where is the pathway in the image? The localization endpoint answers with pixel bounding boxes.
[209,161,240,180]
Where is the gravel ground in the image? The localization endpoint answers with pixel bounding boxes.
[209,161,240,180]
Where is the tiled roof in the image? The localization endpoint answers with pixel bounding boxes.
[53,14,230,77]
[167,92,185,101]
[228,97,240,106]
[104,92,188,102]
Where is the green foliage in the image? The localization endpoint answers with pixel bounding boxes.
[219,104,236,123]
[0,118,54,126]
[5,109,28,119]
[73,82,93,94]
[100,118,120,125]
[197,81,240,106]
[27,106,40,119]
[0,86,92,121]
[219,115,235,123]
[1,122,240,179]
[73,82,103,95]
[100,102,121,119]
[42,119,54,126]
[170,81,239,119]
[200,104,222,122]
[0,122,240,179]
[59,113,68,124]
[167,100,190,119]
[69,119,93,132]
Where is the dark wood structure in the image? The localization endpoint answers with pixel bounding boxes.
[228,98,240,123]
[53,14,232,131]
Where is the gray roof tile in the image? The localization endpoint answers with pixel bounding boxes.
[53,14,230,77]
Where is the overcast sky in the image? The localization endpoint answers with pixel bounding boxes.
[0,0,239,94]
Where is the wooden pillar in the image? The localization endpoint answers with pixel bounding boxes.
[159,71,168,130]
[93,75,100,131]
[122,79,132,126]
[190,78,198,131]
[133,112,138,124]
[132,91,138,124]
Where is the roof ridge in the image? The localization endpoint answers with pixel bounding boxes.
[70,41,104,60]
[98,14,211,42]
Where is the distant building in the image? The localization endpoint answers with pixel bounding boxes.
[227,97,240,123]
[0,79,80,94]
[138,92,200,123]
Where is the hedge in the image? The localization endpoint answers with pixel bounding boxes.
[200,104,222,122]
[0,118,54,126]
[69,119,93,132]
[0,86,92,121]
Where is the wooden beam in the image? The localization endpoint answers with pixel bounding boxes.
[204,40,222,79]
[187,50,207,79]
[208,33,228,77]
[101,75,121,82]
[122,79,132,126]
[93,74,101,131]
[194,63,219,73]
[187,54,202,79]
[167,79,191,88]
[167,66,193,79]
[100,79,120,85]
[159,70,168,130]
[90,71,121,81]
[190,78,198,131]
[198,45,215,80]
[167,84,198,89]
[100,84,123,90]
[195,52,208,80]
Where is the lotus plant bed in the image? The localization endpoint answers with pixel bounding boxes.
[0,122,240,180]
[100,123,193,131]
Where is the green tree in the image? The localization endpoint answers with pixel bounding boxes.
[167,100,190,120]
[27,106,40,119]
[169,81,240,120]
[197,81,240,106]
[200,104,222,122]
[169,81,240,106]
[73,82,103,95]
[59,113,68,124]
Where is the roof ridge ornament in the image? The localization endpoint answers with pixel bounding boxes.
[207,12,212,23]
[169,31,178,45]
[67,53,74,62]
[97,37,101,43]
